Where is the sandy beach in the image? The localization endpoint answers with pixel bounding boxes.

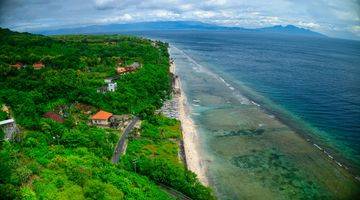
[170,62,209,185]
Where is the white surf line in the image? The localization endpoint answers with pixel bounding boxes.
[171,44,360,183]
[172,45,232,86]
[172,45,254,106]
[306,135,360,182]
[313,143,323,150]
[250,100,261,107]
[309,140,355,178]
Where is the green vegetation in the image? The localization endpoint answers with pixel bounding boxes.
[0,28,170,129]
[122,115,214,200]
[0,28,214,199]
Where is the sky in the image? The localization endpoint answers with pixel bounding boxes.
[0,0,359,40]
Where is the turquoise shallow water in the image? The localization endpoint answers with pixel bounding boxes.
[123,30,360,198]
[170,45,359,199]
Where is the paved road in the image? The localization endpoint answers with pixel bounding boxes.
[157,183,193,200]
[110,117,193,199]
[111,117,139,163]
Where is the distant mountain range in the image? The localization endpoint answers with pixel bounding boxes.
[36,21,326,37]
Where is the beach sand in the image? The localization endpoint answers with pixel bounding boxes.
[171,62,209,185]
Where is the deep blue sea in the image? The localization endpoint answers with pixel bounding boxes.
[126,30,360,198]
[136,31,360,164]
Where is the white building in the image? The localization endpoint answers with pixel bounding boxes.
[108,82,117,92]
[0,118,18,140]
[97,78,118,93]
[104,78,113,84]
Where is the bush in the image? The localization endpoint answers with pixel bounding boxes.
[20,186,37,200]
[84,179,124,200]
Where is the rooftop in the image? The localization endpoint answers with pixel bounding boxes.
[33,61,45,69]
[11,62,24,69]
[116,67,133,74]
[91,110,113,120]
[0,119,15,126]
[43,112,64,123]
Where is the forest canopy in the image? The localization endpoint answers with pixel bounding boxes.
[0,28,171,129]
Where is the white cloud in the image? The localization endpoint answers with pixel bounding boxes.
[94,0,119,9]
[193,10,216,19]
[178,4,193,11]
[154,10,179,18]
[97,13,133,24]
[350,25,360,36]
[297,21,321,29]
[0,0,359,40]
[204,0,227,6]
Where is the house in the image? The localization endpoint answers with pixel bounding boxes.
[104,77,113,84]
[108,82,117,92]
[91,110,113,126]
[0,118,19,140]
[128,62,141,69]
[97,78,118,93]
[116,67,133,74]
[97,86,108,93]
[10,62,24,69]
[33,61,45,70]
[43,112,64,123]
[116,62,141,75]
[104,77,118,92]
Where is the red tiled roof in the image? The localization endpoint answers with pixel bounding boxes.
[11,62,23,69]
[43,112,64,123]
[116,67,135,74]
[33,62,44,69]
[91,110,113,120]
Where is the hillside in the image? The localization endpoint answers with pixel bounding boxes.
[257,25,325,37]
[0,28,214,200]
[37,21,326,38]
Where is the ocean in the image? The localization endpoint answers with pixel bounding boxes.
[127,30,360,199]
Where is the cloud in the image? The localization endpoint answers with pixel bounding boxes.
[193,10,217,19]
[0,0,359,40]
[97,13,133,24]
[94,0,119,10]
[350,25,360,36]
[297,21,321,29]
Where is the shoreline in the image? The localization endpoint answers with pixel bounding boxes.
[170,61,209,185]
[167,46,359,198]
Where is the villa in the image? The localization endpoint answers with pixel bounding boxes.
[11,62,24,69]
[128,62,141,69]
[33,61,45,70]
[91,110,113,126]
[116,67,134,74]
[107,82,117,92]
[116,62,141,75]
[97,78,118,93]
[0,118,19,140]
